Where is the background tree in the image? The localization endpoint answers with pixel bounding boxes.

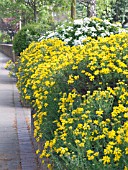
[19,0,45,23]
[87,0,96,17]
[111,0,128,26]
[71,0,76,19]
[0,0,127,43]
[77,0,96,18]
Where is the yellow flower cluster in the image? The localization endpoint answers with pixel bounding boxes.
[42,86,128,168]
[5,59,16,77]
[16,33,128,169]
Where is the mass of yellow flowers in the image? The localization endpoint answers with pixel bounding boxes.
[15,32,128,170]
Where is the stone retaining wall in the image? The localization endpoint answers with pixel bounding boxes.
[0,44,16,62]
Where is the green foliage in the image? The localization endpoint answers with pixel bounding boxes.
[0,0,23,22]
[76,2,87,18]
[0,32,11,43]
[0,0,127,29]
[96,0,113,20]
[13,24,41,55]
[38,8,56,33]
[111,0,128,25]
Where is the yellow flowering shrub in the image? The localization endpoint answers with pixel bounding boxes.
[5,60,16,77]
[16,32,128,169]
[42,85,128,169]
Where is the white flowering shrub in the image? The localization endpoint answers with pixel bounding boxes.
[39,17,126,46]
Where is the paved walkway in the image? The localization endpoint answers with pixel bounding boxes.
[0,52,40,170]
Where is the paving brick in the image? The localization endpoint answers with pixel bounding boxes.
[0,52,40,170]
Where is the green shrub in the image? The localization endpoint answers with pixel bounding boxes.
[13,24,41,56]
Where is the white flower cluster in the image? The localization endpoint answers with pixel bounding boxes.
[39,17,127,46]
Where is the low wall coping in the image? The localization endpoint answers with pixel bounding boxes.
[0,43,16,61]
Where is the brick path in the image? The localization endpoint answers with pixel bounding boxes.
[0,52,40,170]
